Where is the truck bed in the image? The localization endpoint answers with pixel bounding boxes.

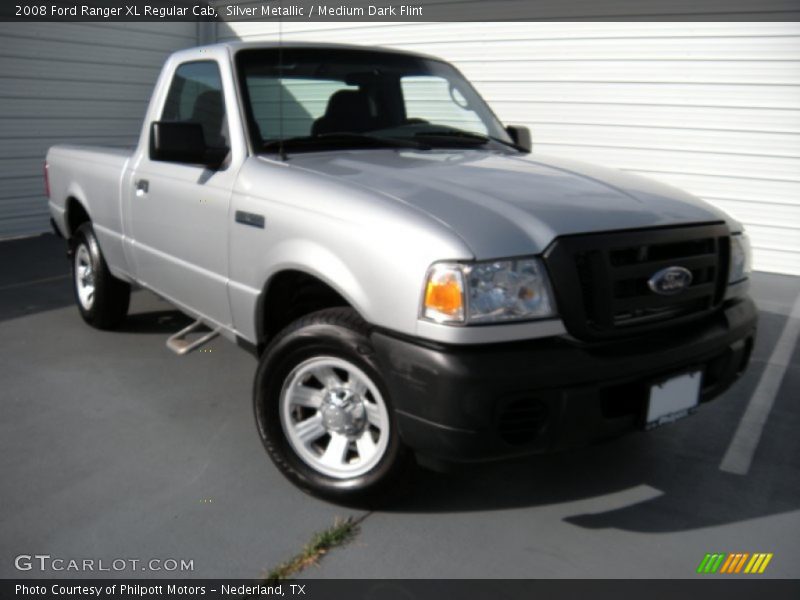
[46,144,134,280]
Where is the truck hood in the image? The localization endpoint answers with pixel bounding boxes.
[287,149,735,258]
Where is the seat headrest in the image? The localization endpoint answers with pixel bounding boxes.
[324,90,370,120]
[190,90,226,147]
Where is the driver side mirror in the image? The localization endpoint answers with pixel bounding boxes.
[149,121,227,169]
[505,125,532,153]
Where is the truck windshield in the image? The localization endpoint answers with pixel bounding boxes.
[235,47,516,154]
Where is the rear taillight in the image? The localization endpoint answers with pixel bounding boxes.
[44,161,50,198]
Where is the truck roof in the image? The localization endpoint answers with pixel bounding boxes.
[182,40,443,62]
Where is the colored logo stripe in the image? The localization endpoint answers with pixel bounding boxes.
[745,553,774,574]
[720,554,737,573]
[697,553,726,573]
[734,553,749,573]
[697,554,712,573]
[758,553,774,573]
[697,553,773,574]
[710,554,725,573]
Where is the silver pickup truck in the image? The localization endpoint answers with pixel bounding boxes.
[46,42,757,501]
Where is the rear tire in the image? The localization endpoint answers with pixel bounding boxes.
[254,308,412,504]
[71,222,130,330]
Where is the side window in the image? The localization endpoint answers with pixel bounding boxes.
[161,61,229,149]
[401,75,487,134]
[245,76,357,139]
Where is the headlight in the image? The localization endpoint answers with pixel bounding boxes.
[728,232,752,284]
[422,257,556,324]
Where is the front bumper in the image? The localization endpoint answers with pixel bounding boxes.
[372,297,757,463]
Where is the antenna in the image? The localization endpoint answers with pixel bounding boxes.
[277,0,287,161]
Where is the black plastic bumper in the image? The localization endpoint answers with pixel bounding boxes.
[371,297,757,463]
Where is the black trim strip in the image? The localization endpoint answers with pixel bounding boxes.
[234,210,265,229]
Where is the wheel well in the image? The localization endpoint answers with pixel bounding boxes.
[258,271,350,344]
[65,197,90,238]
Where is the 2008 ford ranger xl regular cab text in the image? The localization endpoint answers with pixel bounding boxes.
[46,42,757,500]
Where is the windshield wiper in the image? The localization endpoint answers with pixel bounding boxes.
[262,132,431,155]
[414,129,525,151]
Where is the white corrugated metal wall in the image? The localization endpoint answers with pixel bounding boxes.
[217,21,800,276]
[0,23,199,238]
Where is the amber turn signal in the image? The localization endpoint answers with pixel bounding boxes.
[422,265,465,323]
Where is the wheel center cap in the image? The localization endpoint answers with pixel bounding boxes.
[321,388,366,435]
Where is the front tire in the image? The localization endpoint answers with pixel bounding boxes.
[254,308,411,503]
[71,222,130,330]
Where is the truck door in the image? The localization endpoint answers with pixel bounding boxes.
[128,60,234,327]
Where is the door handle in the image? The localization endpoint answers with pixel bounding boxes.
[135,179,149,196]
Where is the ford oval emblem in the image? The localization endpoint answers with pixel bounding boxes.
[648,266,693,296]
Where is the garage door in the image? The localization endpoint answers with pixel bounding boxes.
[0,22,198,239]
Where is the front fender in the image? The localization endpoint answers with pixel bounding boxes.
[261,238,373,320]
[228,238,371,344]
